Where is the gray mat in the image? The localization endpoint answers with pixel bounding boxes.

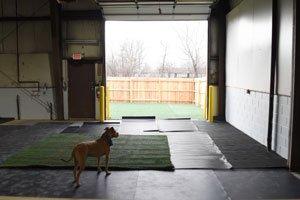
[0,123,70,164]
[0,125,30,138]
[158,119,198,132]
[77,124,120,135]
[119,119,158,135]
[60,126,80,133]
[167,132,232,169]
[194,121,287,169]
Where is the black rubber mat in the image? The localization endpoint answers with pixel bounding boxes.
[193,121,287,169]
[215,170,300,200]
[122,116,156,120]
[83,121,120,125]
[165,118,191,120]
[0,118,14,124]
[0,125,30,138]
[158,119,198,132]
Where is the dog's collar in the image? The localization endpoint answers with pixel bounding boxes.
[105,137,113,146]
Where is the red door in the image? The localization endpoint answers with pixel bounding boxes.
[68,62,95,119]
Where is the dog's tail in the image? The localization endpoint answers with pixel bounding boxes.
[61,149,74,162]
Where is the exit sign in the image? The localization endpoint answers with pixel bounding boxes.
[72,53,82,60]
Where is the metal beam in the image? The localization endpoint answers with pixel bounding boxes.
[0,10,104,21]
[289,0,300,171]
[96,0,213,4]
[207,0,229,121]
[0,16,50,21]
[98,2,212,6]
[50,0,64,120]
[103,13,209,16]
[62,10,103,20]
[267,0,278,151]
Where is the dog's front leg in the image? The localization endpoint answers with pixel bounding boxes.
[105,154,111,175]
[97,156,102,173]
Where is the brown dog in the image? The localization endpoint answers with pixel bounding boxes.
[61,127,119,187]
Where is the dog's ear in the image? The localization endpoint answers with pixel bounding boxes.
[105,127,110,131]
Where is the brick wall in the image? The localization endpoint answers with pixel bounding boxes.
[272,95,291,158]
[226,86,290,159]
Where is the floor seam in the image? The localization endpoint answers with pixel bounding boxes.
[212,170,232,200]
[132,170,140,200]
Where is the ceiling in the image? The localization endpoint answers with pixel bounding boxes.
[94,0,216,21]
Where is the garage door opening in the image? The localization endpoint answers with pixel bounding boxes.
[105,21,207,120]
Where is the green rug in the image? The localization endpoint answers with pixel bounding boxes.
[2,134,174,170]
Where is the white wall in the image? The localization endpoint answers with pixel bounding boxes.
[225,0,294,159]
[226,0,272,92]
[226,87,290,158]
[0,53,54,119]
[277,0,293,96]
[0,88,55,119]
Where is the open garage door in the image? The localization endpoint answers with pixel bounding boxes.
[95,0,214,21]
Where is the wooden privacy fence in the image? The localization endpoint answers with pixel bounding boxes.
[107,77,207,108]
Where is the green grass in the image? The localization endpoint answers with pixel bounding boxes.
[2,133,174,170]
[110,103,203,120]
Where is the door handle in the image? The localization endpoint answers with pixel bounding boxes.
[90,82,95,91]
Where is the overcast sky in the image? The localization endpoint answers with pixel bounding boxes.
[105,21,208,69]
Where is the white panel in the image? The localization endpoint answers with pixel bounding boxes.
[19,54,52,87]
[237,0,254,89]
[0,22,17,53]
[62,60,69,120]
[225,6,240,88]
[18,22,51,53]
[33,22,52,53]
[62,0,99,10]
[277,0,293,96]
[64,21,101,58]
[0,88,54,119]
[0,54,17,87]
[67,21,101,40]
[226,0,272,92]
[1,0,16,17]
[18,23,36,53]
[66,45,100,58]
[252,0,272,90]
[17,0,50,16]
[1,21,51,54]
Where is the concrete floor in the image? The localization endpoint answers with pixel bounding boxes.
[0,120,300,200]
[1,169,300,200]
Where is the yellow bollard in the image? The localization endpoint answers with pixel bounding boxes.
[208,86,219,123]
[99,86,105,123]
[106,86,111,120]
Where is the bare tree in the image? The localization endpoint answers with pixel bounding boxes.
[107,40,146,77]
[158,42,174,77]
[106,53,120,77]
[119,40,145,77]
[177,26,207,78]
